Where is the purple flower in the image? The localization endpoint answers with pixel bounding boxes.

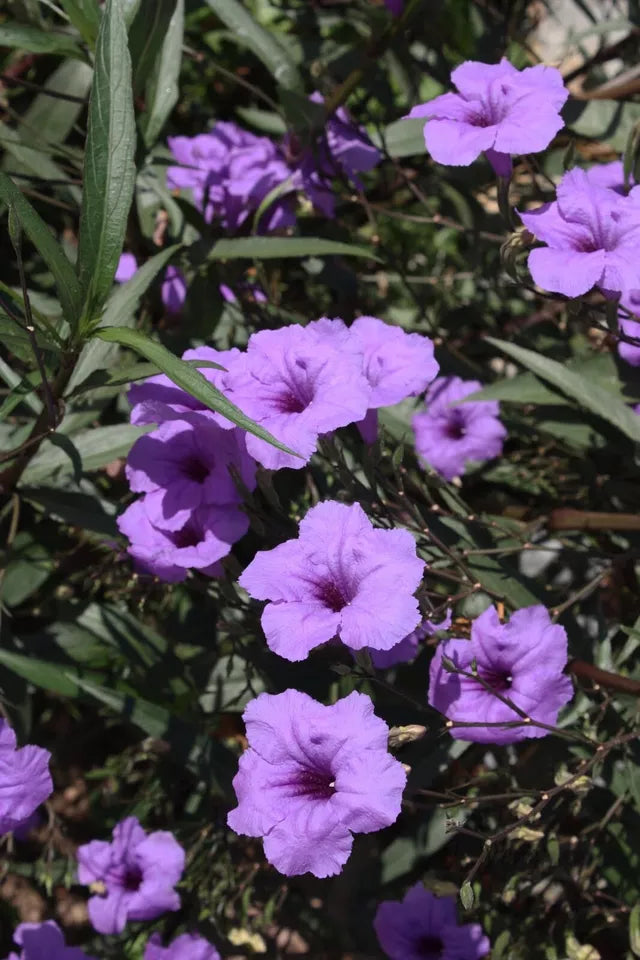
[161,266,187,315]
[520,168,640,297]
[384,0,404,14]
[115,252,138,283]
[128,346,241,429]
[0,721,51,836]
[77,816,185,935]
[370,609,452,669]
[412,376,506,481]
[167,124,294,233]
[584,159,635,195]
[4,921,96,960]
[238,500,424,661]
[374,885,490,960]
[144,933,220,960]
[618,290,640,366]
[117,498,244,582]
[406,58,568,177]
[221,325,370,469]
[219,281,267,304]
[227,689,406,877]
[428,605,573,744]
[125,416,255,531]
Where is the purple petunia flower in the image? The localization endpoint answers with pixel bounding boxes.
[117,498,243,582]
[520,168,640,298]
[406,58,568,177]
[227,689,406,877]
[125,416,255,531]
[115,252,138,283]
[428,605,573,744]
[0,721,51,837]
[221,325,370,469]
[369,609,452,669]
[167,124,294,233]
[412,376,506,481]
[4,921,96,960]
[77,816,185,935]
[239,500,424,661]
[128,346,241,429]
[374,884,490,960]
[584,159,635,195]
[144,933,220,960]
[618,290,640,366]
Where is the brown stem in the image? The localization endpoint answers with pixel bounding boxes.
[567,659,640,697]
[550,509,640,532]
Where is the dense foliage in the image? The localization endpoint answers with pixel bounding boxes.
[1,1,640,958]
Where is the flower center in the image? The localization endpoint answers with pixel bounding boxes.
[316,578,352,613]
[274,362,314,414]
[480,669,513,692]
[444,410,467,441]
[181,454,209,484]
[416,935,444,958]
[170,522,201,549]
[295,768,336,800]
[123,866,143,892]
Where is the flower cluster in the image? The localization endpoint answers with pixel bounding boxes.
[76,816,185,934]
[406,58,568,177]
[412,376,506,480]
[227,689,406,877]
[428,604,573,743]
[239,499,424,661]
[374,884,490,959]
[167,102,380,231]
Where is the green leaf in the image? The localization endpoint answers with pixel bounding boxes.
[21,485,119,537]
[459,881,474,911]
[59,0,101,46]
[486,337,640,443]
[0,173,82,324]
[370,117,426,158]
[631,904,640,958]
[0,119,81,205]
[19,59,93,148]
[76,0,137,327]
[20,424,148,485]
[202,235,381,262]
[93,326,300,457]
[565,99,640,152]
[0,22,86,59]
[139,0,184,147]
[1,532,53,607]
[129,0,176,94]
[465,372,564,405]
[0,649,98,698]
[102,245,182,326]
[203,0,302,91]
[235,106,286,136]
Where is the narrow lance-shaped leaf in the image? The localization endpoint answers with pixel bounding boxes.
[201,235,382,262]
[59,0,101,47]
[0,22,87,60]
[140,0,185,147]
[486,336,640,444]
[128,0,177,95]
[93,326,301,458]
[203,0,302,92]
[0,172,82,325]
[76,0,136,329]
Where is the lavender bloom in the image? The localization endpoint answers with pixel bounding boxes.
[144,933,220,960]
[239,500,424,661]
[221,325,370,470]
[219,281,267,304]
[406,58,568,177]
[374,885,490,960]
[161,266,187,315]
[428,605,573,744]
[77,816,184,935]
[115,252,138,283]
[412,376,506,481]
[520,168,640,297]
[618,290,640,366]
[384,0,404,14]
[126,416,255,531]
[4,922,96,960]
[0,721,51,836]
[584,160,635,195]
[370,609,452,669]
[167,124,294,232]
[117,498,242,582]
[227,689,406,877]
[128,346,241,429]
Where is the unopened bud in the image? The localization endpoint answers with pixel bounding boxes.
[388,724,427,749]
[441,656,457,673]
